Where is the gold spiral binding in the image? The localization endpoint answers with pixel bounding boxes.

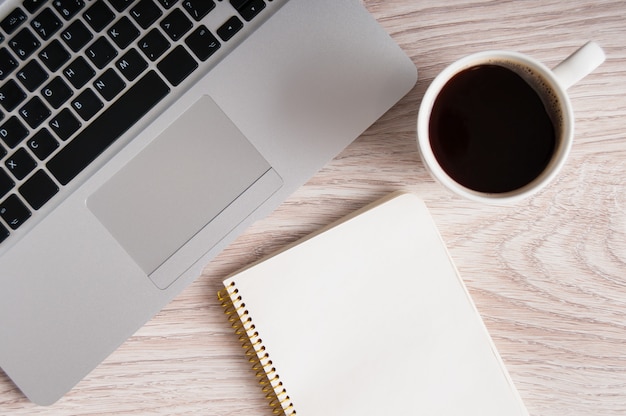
[218,282,296,416]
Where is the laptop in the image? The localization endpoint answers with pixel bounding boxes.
[0,0,416,405]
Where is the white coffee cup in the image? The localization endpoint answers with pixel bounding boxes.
[417,41,605,204]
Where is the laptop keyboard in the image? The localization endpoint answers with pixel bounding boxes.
[0,0,275,246]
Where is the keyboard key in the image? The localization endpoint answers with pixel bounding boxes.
[49,108,81,141]
[53,0,85,21]
[18,96,51,128]
[108,0,135,12]
[0,79,27,112]
[42,76,73,109]
[63,56,95,89]
[0,48,20,81]
[19,170,59,210]
[0,194,31,230]
[23,0,47,14]
[48,71,170,185]
[1,8,27,35]
[0,222,9,244]
[16,60,49,92]
[0,116,29,148]
[182,0,215,21]
[217,16,243,42]
[158,45,197,86]
[71,88,103,121]
[5,147,37,180]
[116,48,148,81]
[138,28,170,61]
[31,8,63,41]
[39,40,71,71]
[93,68,126,101]
[157,0,178,9]
[161,9,192,41]
[185,25,220,61]
[83,0,115,32]
[9,28,40,60]
[229,0,248,9]
[27,128,59,160]
[237,0,265,22]
[86,37,118,69]
[130,0,162,29]
[0,169,15,199]
[108,16,140,49]
[61,20,93,52]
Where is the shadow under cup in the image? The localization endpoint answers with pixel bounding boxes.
[418,53,573,203]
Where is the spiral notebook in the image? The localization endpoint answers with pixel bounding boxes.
[218,192,528,416]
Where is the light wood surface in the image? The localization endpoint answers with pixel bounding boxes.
[2,1,625,414]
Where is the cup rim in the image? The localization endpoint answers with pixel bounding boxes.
[417,50,575,204]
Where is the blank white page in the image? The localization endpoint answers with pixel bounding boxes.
[223,192,528,416]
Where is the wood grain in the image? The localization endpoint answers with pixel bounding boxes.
[2,1,626,415]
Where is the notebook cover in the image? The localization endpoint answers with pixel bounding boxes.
[220,191,528,416]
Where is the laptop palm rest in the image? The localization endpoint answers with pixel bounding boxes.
[87,95,282,289]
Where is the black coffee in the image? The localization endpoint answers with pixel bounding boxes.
[429,64,557,193]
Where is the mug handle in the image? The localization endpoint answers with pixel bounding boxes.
[552,41,606,90]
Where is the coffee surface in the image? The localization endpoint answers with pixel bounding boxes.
[429,64,556,193]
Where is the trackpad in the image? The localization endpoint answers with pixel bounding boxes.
[87,96,281,280]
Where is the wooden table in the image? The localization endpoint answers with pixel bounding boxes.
[2,1,625,414]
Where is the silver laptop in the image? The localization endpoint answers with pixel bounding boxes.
[0,0,416,405]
